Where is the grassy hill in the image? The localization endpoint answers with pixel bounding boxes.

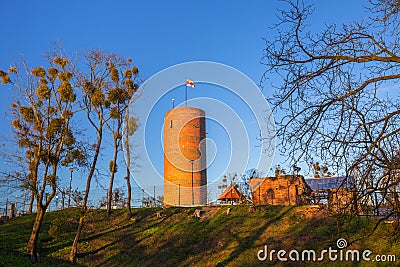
[0,205,398,266]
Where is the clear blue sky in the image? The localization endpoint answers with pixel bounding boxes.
[0,1,366,205]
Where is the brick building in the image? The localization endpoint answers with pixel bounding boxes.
[248,174,312,205]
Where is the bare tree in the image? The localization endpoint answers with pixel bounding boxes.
[124,114,138,218]
[262,0,399,237]
[0,53,83,262]
[0,47,140,262]
[70,50,138,262]
[105,63,138,216]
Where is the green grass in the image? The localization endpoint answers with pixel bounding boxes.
[0,206,398,266]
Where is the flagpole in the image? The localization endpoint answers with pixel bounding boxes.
[185,77,188,107]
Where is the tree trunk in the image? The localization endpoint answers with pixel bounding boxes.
[107,137,118,216]
[70,127,102,262]
[126,166,132,218]
[70,214,84,261]
[125,126,132,218]
[26,204,45,263]
[25,139,59,263]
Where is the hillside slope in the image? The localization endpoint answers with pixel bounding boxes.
[0,205,398,266]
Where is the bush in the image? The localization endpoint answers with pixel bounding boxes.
[48,216,79,239]
[48,217,61,238]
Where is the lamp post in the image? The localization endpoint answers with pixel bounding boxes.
[68,167,74,208]
[15,195,18,214]
[62,189,65,209]
[172,98,175,109]
[190,160,194,206]
[55,194,59,210]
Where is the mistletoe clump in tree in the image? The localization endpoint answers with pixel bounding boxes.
[70,50,139,262]
[106,61,139,216]
[0,54,84,262]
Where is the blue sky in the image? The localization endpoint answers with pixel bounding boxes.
[0,1,367,204]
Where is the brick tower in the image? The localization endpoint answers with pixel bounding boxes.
[163,107,207,206]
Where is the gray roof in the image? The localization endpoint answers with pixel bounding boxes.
[304,176,353,191]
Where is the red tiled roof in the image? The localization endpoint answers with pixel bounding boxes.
[217,185,243,201]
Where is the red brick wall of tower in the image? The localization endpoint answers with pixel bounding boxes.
[163,107,207,206]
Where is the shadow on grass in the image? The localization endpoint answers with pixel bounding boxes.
[0,249,83,267]
[73,209,170,264]
[92,206,292,267]
[92,209,201,267]
[216,206,295,267]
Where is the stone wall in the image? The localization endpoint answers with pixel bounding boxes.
[327,188,358,213]
[249,175,311,206]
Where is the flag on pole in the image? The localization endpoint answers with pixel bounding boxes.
[186,79,195,88]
